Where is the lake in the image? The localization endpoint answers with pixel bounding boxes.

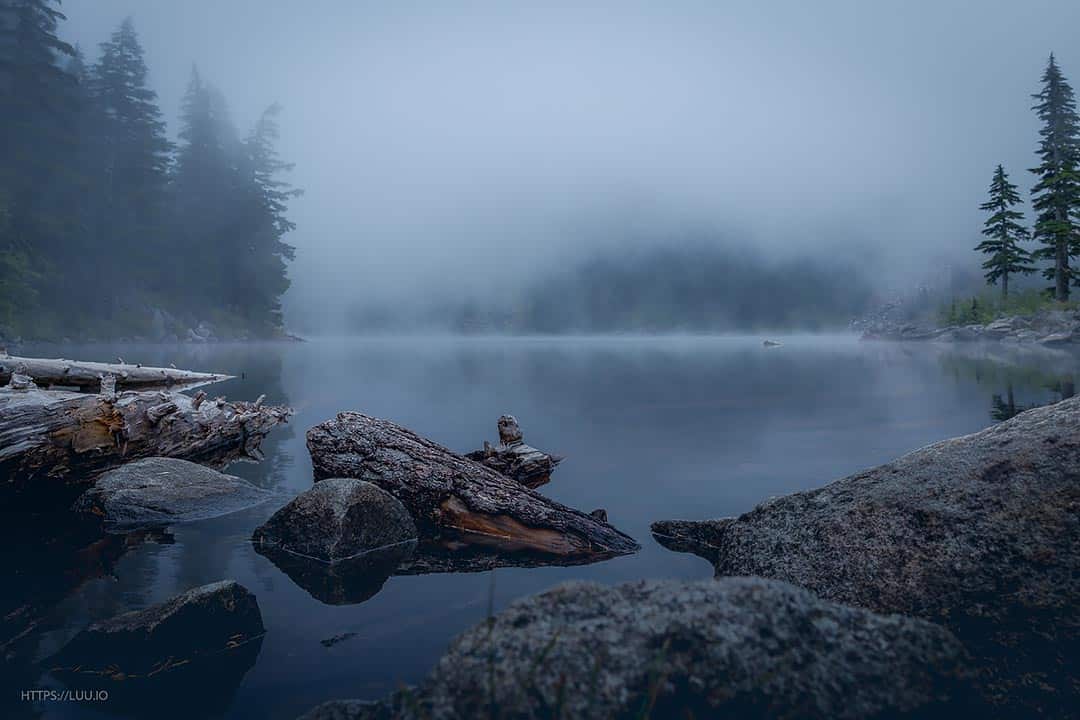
[6,335,1078,719]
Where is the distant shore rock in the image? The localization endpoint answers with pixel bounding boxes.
[858,306,1080,344]
[300,577,975,719]
[252,478,418,564]
[653,396,1080,716]
[73,457,272,528]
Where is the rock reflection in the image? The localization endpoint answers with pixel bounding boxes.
[256,530,630,607]
[253,541,415,605]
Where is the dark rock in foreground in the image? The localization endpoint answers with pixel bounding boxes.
[300,577,974,720]
[252,478,418,564]
[73,457,272,528]
[49,580,264,679]
[653,396,1080,717]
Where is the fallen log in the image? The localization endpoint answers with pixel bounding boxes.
[464,414,563,488]
[306,412,639,558]
[0,382,291,501]
[0,353,231,391]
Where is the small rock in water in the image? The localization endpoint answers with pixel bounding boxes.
[73,457,272,529]
[762,339,782,347]
[252,478,417,563]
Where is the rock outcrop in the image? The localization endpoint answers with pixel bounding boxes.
[860,307,1080,344]
[73,457,271,528]
[653,397,1080,716]
[252,478,418,564]
[299,577,975,720]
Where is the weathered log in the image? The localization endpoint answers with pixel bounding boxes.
[464,414,563,488]
[306,412,639,558]
[0,353,231,391]
[0,384,291,501]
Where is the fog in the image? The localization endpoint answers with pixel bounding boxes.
[60,0,1080,332]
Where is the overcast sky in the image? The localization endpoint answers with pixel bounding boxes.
[60,1,1080,325]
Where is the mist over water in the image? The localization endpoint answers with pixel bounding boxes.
[54,1,1080,333]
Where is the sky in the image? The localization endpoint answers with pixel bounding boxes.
[59,0,1080,327]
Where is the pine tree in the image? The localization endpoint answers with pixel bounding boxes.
[0,0,75,332]
[235,103,300,330]
[976,164,1035,299]
[90,17,171,305]
[1030,54,1080,301]
[171,67,245,313]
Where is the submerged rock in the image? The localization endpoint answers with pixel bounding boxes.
[73,457,272,528]
[300,577,974,719]
[49,580,264,678]
[252,478,418,563]
[653,397,1080,716]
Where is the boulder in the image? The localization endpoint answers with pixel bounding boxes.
[73,457,272,528]
[653,397,1080,716]
[300,578,974,719]
[252,478,418,563]
[49,580,264,679]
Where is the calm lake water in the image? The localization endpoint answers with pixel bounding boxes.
[6,335,1079,719]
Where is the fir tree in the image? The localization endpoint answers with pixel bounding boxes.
[235,103,300,330]
[1030,54,1080,301]
[976,164,1035,298]
[90,17,171,303]
[0,0,75,331]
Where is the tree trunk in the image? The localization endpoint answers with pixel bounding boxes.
[306,412,639,558]
[1056,208,1070,302]
[0,384,291,502]
[1002,271,1008,300]
[0,354,231,391]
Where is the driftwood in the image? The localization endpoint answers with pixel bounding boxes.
[306,412,639,558]
[0,382,291,501]
[464,414,563,488]
[0,354,231,391]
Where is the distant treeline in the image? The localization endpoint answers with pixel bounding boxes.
[349,242,873,334]
[0,3,299,340]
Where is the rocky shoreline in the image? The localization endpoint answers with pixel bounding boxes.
[295,398,1078,719]
[857,306,1080,345]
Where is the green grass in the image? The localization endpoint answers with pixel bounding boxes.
[937,288,1079,326]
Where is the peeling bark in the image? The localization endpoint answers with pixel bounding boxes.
[0,385,291,501]
[0,354,231,391]
[464,414,563,488]
[306,412,639,558]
